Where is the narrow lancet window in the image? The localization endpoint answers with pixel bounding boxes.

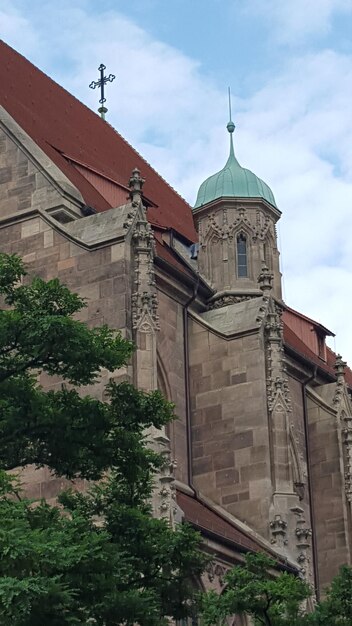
[237,233,248,277]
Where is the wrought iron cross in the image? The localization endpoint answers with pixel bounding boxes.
[89,64,116,120]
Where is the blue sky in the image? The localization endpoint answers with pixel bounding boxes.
[1,0,352,361]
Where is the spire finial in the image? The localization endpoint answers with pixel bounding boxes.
[226,87,235,159]
[129,167,145,206]
[227,87,235,134]
[335,354,346,380]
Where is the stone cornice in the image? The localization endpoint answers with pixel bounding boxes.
[192,195,282,221]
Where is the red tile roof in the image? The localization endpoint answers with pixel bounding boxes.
[177,491,266,553]
[0,40,197,243]
[177,491,297,572]
[283,321,352,387]
[284,305,334,337]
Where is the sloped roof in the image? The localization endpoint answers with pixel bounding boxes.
[284,305,335,337]
[283,321,352,387]
[0,40,197,243]
[177,491,298,572]
[177,491,264,553]
[194,126,277,210]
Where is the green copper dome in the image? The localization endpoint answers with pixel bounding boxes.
[194,122,277,209]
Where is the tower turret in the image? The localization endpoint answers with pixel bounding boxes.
[193,120,282,304]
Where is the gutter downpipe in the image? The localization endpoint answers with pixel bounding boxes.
[183,272,200,495]
[302,366,320,600]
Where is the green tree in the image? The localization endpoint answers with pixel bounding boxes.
[308,565,352,626]
[0,253,205,625]
[200,552,312,626]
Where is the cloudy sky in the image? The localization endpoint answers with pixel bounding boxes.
[1,0,352,362]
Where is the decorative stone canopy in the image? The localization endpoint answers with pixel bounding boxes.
[194,120,277,209]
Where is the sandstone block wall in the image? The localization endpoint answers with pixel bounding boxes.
[0,217,129,334]
[0,127,47,217]
[189,317,272,537]
[0,214,130,501]
[308,393,349,588]
[0,125,82,219]
[0,111,131,500]
[157,290,188,484]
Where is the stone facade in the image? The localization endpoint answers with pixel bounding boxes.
[2,60,352,603]
[189,318,271,536]
[158,290,189,484]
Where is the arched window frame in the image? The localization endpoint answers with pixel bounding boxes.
[236,232,248,278]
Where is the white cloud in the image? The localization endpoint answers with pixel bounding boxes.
[0,6,37,54]
[1,1,352,364]
[242,0,352,44]
[286,266,352,358]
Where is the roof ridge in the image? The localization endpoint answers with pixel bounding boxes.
[0,39,109,134]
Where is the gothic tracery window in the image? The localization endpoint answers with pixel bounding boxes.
[236,233,248,278]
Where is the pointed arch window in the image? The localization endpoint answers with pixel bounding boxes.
[236,233,248,278]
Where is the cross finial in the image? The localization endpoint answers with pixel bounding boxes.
[89,64,116,120]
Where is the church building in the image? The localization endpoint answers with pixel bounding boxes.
[1,40,352,606]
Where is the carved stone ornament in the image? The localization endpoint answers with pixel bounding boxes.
[205,562,230,587]
[333,354,347,407]
[258,264,273,295]
[123,209,137,230]
[295,524,312,542]
[200,206,272,249]
[148,431,177,523]
[207,294,253,310]
[256,300,270,325]
[131,291,160,332]
[291,506,313,581]
[270,514,288,547]
[293,481,305,501]
[159,455,178,519]
[267,376,292,414]
[342,412,352,501]
[132,221,154,250]
[129,167,159,334]
[129,167,145,207]
[265,302,292,415]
